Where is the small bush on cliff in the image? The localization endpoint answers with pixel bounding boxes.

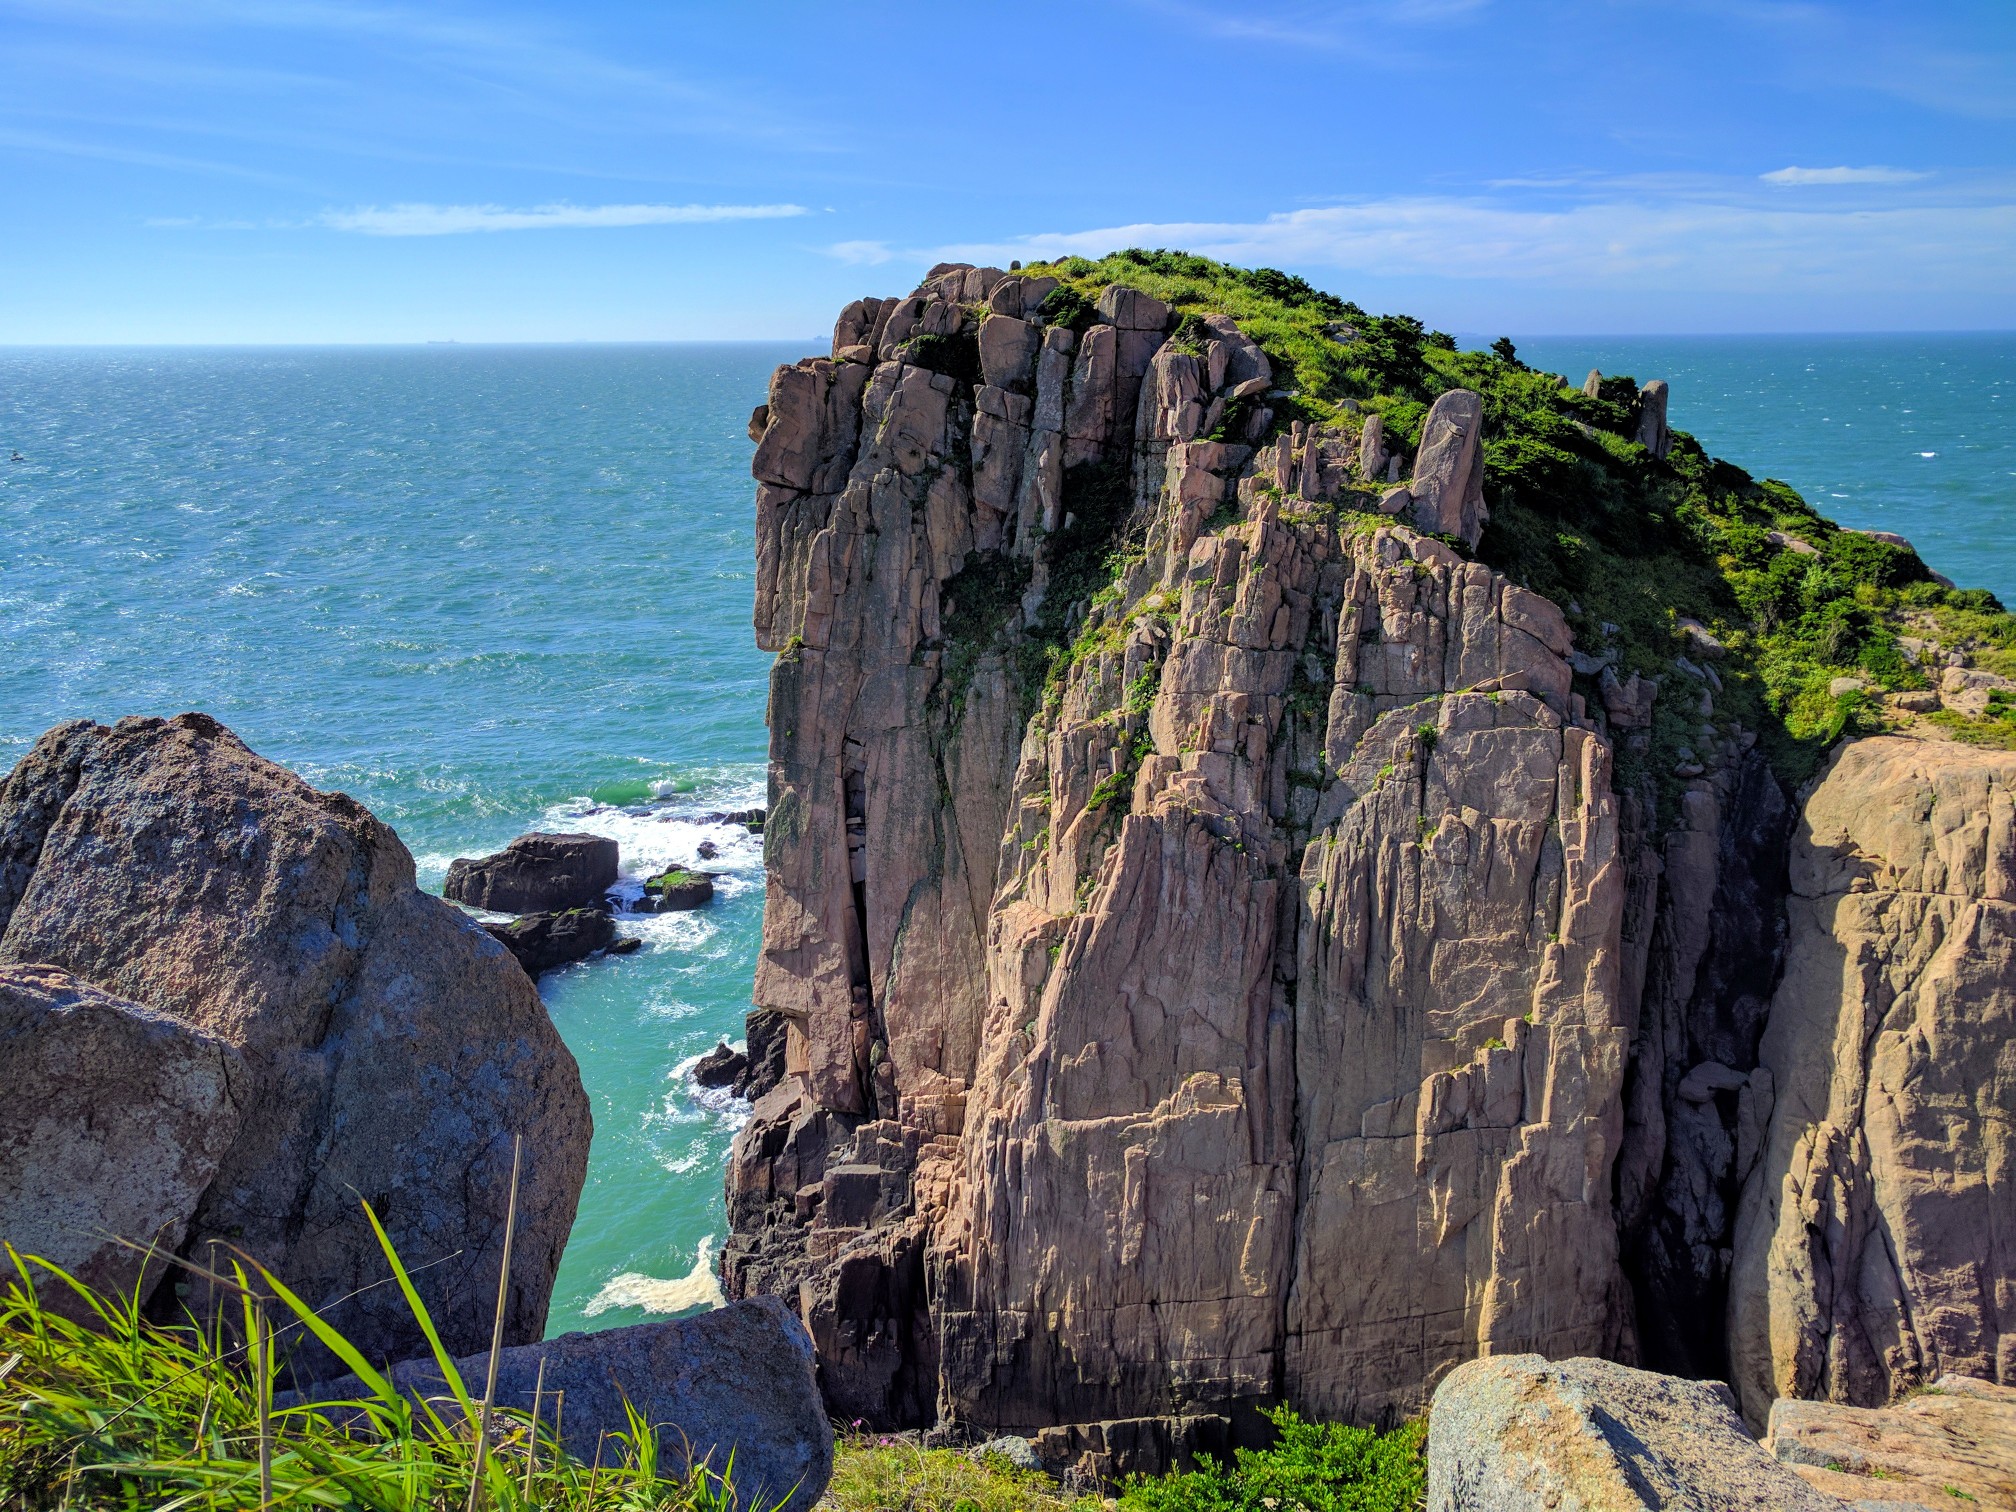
[0,1238,752,1512]
[1115,1409,1424,1512]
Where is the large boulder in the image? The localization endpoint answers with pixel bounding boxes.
[445,832,619,914]
[1427,1355,1842,1511]
[0,963,243,1316]
[1409,388,1488,548]
[0,714,592,1364]
[1731,736,2016,1422]
[296,1297,832,1512]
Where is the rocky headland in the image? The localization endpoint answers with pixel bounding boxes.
[725,249,2016,1488]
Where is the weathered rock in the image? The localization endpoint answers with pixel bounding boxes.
[1941,663,2015,718]
[444,832,619,914]
[1731,737,2016,1424]
[1599,665,1659,729]
[732,271,1637,1453]
[1409,388,1488,548]
[735,1006,790,1101]
[639,867,714,911]
[1636,378,1672,458]
[1582,368,1603,397]
[693,1038,750,1089]
[1427,1354,1842,1511]
[0,714,591,1365]
[295,1298,832,1512]
[482,906,616,976]
[1769,1375,2016,1510]
[1359,411,1388,479]
[0,963,243,1318]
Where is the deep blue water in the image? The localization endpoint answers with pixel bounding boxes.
[2,334,2010,1337]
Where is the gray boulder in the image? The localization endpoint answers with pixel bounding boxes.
[0,714,591,1366]
[1428,1355,1842,1511]
[296,1297,832,1512]
[1409,388,1488,548]
[0,963,243,1317]
[1635,378,1672,458]
[445,832,619,913]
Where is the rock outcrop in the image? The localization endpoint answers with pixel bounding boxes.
[1731,736,2016,1422]
[1427,1354,1841,1511]
[445,832,619,914]
[293,1297,833,1512]
[0,963,243,1317]
[728,263,2016,1464]
[0,714,592,1364]
[729,265,1633,1443]
[1769,1374,2016,1509]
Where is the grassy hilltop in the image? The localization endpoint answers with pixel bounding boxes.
[1019,249,2016,812]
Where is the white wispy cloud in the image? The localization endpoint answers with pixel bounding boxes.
[827,239,895,265]
[868,185,2016,297]
[1762,165,1929,186]
[319,201,808,235]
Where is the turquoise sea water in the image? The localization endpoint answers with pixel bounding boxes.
[3,333,2012,1338]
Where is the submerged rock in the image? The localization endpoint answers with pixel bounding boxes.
[693,1037,750,1089]
[637,867,715,911]
[292,1297,832,1512]
[0,963,242,1319]
[482,906,616,976]
[1427,1355,1839,1511]
[0,714,591,1365]
[445,831,619,913]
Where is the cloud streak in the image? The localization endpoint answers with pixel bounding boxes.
[320,200,808,235]
[1762,165,1928,186]
[849,184,2016,298]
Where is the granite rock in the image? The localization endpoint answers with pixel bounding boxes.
[1428,1354,1842,1511]
[0,963,243,1318]
[0,714,591,1365]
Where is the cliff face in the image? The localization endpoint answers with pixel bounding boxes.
[727,260,2015,1453]
[1731,736,2016,1424]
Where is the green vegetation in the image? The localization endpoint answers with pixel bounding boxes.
[1003,248,2016,805]
[1116,1410,1423,1512]
[643,869,706,895]
[823,1408,1423,1512]
[0,1226,749,1512]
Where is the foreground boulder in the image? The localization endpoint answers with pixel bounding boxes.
[1769,1375,2016,1509]
[1731,737,2016,1421]
[0,714,592,1364]
[1427,1355,1841,1511]
[295,1297,831,1512]
[445,832,618,913]
[0,963,242,1316]
[483,906,617,976]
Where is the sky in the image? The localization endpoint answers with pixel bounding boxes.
[1,0,2012,342]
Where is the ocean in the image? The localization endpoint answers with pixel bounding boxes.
[3,332,2011,1337]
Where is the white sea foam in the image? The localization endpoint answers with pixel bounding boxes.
[582,1234,722,1317]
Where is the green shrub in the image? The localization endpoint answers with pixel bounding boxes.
[1115,1408,1425,1512]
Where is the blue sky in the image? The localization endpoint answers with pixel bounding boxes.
[2,1,2012,341]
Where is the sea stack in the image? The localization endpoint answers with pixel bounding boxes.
[724,258,2016,1480]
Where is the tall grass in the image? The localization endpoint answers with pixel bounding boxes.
[0,1201,767,1511]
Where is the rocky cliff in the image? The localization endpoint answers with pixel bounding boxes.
[726,253,2016,1460]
